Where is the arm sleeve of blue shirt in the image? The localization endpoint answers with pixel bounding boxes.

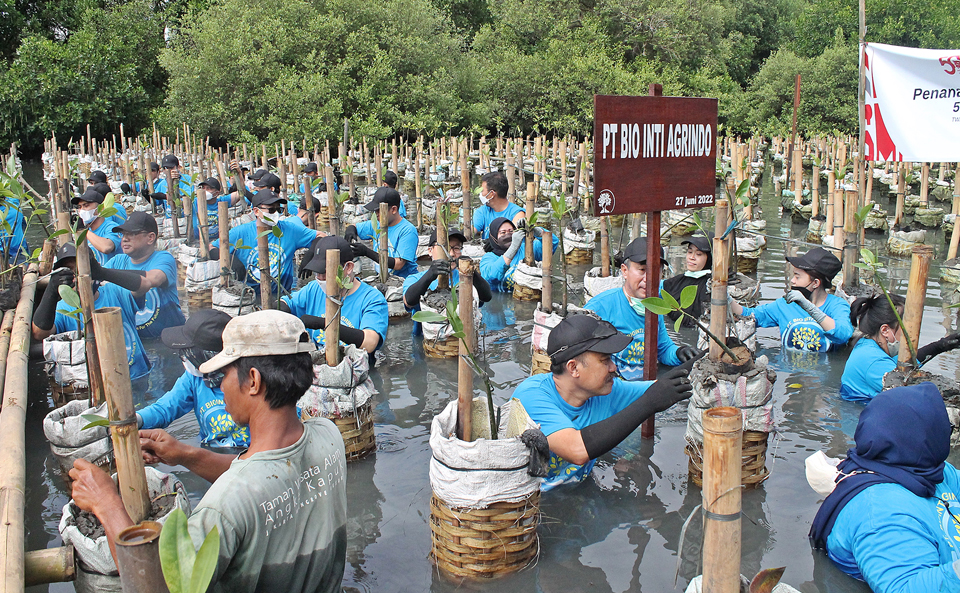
[395,226,418,263]
[98,221,122,254]
[294,222,317,249]
[740,300,780,328]
[137,373,197,430]
[657,315,682,365]
[850,505,960,593]
[516,386,575,436]
[824,297,855,344]
[282,286,307,316]
[360,292,389,343]
[356,220,373,241]
[479,253,508,283]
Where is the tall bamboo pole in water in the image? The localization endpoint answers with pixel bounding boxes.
[702,407,743,593]
[457,259,477,442]
[897,245,933,371]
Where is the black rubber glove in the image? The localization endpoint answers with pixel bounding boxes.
[209,247,220,260]
[89,258,146,293]
[231,256,247,281]
[676,345,702,363]
[344,225,359,244]
[520,429,550,477]
[917,331,960,366]
[150,192,167,202]
[140,187,151,199]
[120,183,131,194]
[580,361,695,460]
[404,259,450,306]
[301,315,325,330]
[35,270,73,331]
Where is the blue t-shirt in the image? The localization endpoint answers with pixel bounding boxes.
[0,197,28,264]
[105,194,127,226]
[106,250,185,339]
[826,463,960,592]
[583,287,681,380]
[514,373,653,490]
[152,174,194,218]
[138,371,249,447]
[478,235,558,293]
[54,283,150,380]
[840,338,897,402]
[281,279,388,351]
[87,218,121,265]
[474,202,525,238]
[192,195,232,240]
[213,218,317,294]
[355,218,419,278]
[741,293,854,352]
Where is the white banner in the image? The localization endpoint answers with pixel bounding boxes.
[862,42,960,162]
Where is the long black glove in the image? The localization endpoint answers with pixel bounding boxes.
[351,241,396,269]
[140,186,151,199]
[676,345,701,362]
[297,313,365,348]
[301,314,325,330]
[404,259,450,306]
[35,270,74,331]
[150,192,167,202]
[917,332,960,366]
[580,361,696,460]
[89,258,146,293]
[344,225,359,244]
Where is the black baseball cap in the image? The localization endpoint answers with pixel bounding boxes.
[298,196,322,213]
[303,162,319,174]
[198,177,221,192]
[87,171,108,184]
[621,237,665,265]
[249,169,267,181]
[54,243,77,269]
[161,155,180,169]
[681,233,713,254]
[304,235,355,275]
[91,182,112,197]
[115,211,159,235]
[161,309,232,351]
[786,247,842,287]
[429,227,467,246]
[149,162,160,172]
[364,187,401,212]
[383,170,398,188]
[253,172,281,190]
[251,189,285,208]
[71,188,105,205]
[547,314,632,365]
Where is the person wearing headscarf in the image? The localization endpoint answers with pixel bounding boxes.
[662,232,712,327]
[810,382,960,592]
[478,217,558,292]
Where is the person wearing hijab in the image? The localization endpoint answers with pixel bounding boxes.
[840,295,960,402]
[810,382,960,593]
[662,233,712,327]
[478,217,558,292]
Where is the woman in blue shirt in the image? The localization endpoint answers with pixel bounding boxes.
[478,217,558,292]
[841,294,960,402]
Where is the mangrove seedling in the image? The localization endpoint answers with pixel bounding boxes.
[160,508,220,593]
[854,247,919,365]
[642,285,742,362]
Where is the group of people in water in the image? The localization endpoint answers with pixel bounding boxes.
[5,156,960,593]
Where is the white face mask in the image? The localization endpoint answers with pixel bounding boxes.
[77,209,97,224]
[885,338,900,358]
[629,297,646,316]
[259,211,283,227]
[245,180,255,191]
[805,451,842,496]
[684,269,711,279]
[480,190,492,206]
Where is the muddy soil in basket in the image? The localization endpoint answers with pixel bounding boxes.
[70,493,178,540]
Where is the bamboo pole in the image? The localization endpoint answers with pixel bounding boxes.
[256,222,273,309]
[843,187,858,287]
[115,522,170,593]
[75,242,105,406]
[709,201,730,362]
[218,202,230,287]
[811,165,820,217]
[541,231,553,314]
[196,187,210,259]
[895,163,906,226]
[325,249,341,367]
[436,193,449,291]
[0,268,36,593]
[948,167,960,261]
[461,143,472,240]
[0,308,15,413]
[415,141,423,229]
[457,258,477,443]
[702,407,743,593]
[93,307,151,524]
[600,217,610,277]
[378,202,389,284]
[897,245,933,370]
[165,169,181,239]
[524,182,536,265]
[24,546,75,587]
[920,162,929,206]
[182,186,194,242]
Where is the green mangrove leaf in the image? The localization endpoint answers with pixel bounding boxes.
[679,284,698,310]
[412,311,446,324]
[81,414,109,430]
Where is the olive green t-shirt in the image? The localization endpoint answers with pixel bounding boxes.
[188,418,347,593]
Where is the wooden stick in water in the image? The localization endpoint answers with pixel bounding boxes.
[897,245,933,370]
[218,201,230,287]
[257,221,273,309]
[709,200,730,362]
[325,249,341,367]
[75,242,105,406]
[196,187,210,259]
[541,231,552,314]
[600,216,610,277]
[525,182,536,265]
[457,258,476,442]
[378,202,389,284]
[702,407,743,593]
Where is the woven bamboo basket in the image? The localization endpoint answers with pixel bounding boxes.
[512,284,541,302]
[177,261,186,286]
[49,379,90,409]
[564,248,594,265]
[424,335,460,359]
[685,430,769,489]
[736,257,759,274]
[333,400,376,461]
[531,348,551,376]
[430,492,540,579]
[186,288,213,312]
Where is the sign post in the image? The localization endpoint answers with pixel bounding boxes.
[593,87,718,438]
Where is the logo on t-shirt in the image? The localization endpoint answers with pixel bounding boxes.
[135,289,161,329]
[783,318,827,352]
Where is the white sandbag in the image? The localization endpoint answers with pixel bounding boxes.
[583,266,623,300]
[299,345,376,417]
[212,284,256,317]
[531,305,564,352]
[513,261,543,290]
[685,355,776,444]
[685,575,800,593]
[43,399,109,448]
[156,236,186,253]
[461,243,485,260]
[429,398,540,509]
[562,228,596,253]
[697,315,757,353]
[421,291,482,342]
[43,331,88,386]
[185,259,221,291]
[60,467,190,576]
[160,217,188,238]
[887,229,926,256]
[375,275,407,317]
[177,244,202,266]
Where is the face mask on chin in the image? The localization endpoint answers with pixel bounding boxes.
[629,297,646,316]
[794,281,817,301]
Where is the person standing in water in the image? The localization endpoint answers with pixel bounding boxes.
[662,233,712,327]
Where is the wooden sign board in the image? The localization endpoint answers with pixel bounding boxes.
[593,95,719,215]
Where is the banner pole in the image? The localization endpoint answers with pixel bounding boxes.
[858,0,867,208]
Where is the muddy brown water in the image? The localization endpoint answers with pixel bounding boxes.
[19,159,960,593]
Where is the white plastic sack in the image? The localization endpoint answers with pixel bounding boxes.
[177,244,202,266]
[685,575,800,593]
[513,261,543,290]
[212,284,256,317]
[685,355,776,444]
[421,292,482,342]
[185,259,221,291]
[531,305,564,352]
[43,331,88,386]
[563,228,596,253]
[60,467,190,575]
[583,267,623,300]
[299,345,376,417]
[429,398,540,509]
[43,399,108,448]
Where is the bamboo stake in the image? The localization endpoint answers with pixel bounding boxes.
[115,522,169,593]
[897,245,933,370]
[600,217,610,277]
[165,169,181,239]
[0,271,38,593]
[325,249,341,367]
[196,187,210,259]
[895,163,906,226]
[702,407,743,593]
[709,200,730,362]
[325,164,339,236]
[24,546,75,587]
[437,193,449,291]
[541,230,553,314]
[76,242,105,406]
[378,202,389,284]
[461,143,472,239]
[843,187,858,287]
[920,162,929,206]
[257,222,273,309]
[811,165,820,217]
[457,258,477,442]
[524,182,536,264]
[182,186,194,242]
[218,202,230,287]
[948,166,960,261]
[415,140,423,229]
